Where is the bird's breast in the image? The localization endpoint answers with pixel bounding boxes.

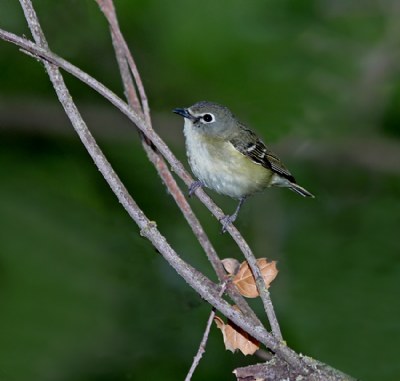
[183,123,272,198]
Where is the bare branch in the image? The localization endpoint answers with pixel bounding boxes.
[93,0,261,324]
[0,3,357,379]
[14,0,296,371]
[1,23,280,338]
[16,0,281,362]
[95,0,142,115]
[5,21,279,339]
[234,357,357,381]
[95,0,228,280]
[95,0,150,124]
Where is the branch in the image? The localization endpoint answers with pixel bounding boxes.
[95,0,149,123]
[0,27,279,336]
[234,357,357,381]
[93,0,261,325]
[95,0,227,280]
[14,0,298,372]
[101,1,284,359]
[0,19,297,366]
[0,3,358,379]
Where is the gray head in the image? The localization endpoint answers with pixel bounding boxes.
[173,101,238,138]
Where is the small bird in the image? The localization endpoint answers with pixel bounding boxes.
[173,101,314,232]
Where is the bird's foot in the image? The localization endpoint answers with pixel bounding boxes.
[188,180,203,197]
[219,197,246,233]
[220,214,237,234]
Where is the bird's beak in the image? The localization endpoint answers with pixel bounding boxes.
[173,108,195,120]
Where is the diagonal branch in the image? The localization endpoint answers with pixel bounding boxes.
[95,0,150,124]
[5,23,280,337]
[1,25,280,336]
[0,3,358,379]
[93,2,280,336]
[14,2,300,370]
[93,0,261,325]
[96,0,226,280]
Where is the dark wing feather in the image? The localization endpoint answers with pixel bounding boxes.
[229,127,296,183]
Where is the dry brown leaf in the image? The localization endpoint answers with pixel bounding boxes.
[221,258,240,275]
[214,314,260,356]
[233,259,278,298]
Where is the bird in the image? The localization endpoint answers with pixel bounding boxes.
[173,101,314,232]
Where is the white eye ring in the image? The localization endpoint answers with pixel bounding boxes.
[201,113,215,123]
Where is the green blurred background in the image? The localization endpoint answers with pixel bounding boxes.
[1,1,399,380]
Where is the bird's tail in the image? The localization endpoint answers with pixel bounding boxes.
[289,182,315,198]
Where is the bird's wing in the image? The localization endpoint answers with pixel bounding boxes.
[229,127,296,183]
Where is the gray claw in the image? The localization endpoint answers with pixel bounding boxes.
[188,180,203,197]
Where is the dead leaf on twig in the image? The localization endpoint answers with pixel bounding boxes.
[221,258,240,275]
[233,259,278,298]
[214,310,260,355]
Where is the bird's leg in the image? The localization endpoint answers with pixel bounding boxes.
[220,196,246,233]
[188,180,204,197]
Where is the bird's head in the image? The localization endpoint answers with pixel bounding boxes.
[173,101,237,139]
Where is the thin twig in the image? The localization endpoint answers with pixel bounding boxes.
[96,0,142,115]
[110,30,142,114]
[185,281,228,381]
[95,0,150,124]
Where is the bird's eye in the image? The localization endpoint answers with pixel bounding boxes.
[202,113,214,123]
